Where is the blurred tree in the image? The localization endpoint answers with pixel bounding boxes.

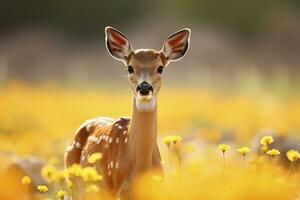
[0,0,299,39]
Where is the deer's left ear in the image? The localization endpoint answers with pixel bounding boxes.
[161,28,191,64]
[105,26,133,62]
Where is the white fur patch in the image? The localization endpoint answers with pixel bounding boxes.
[135,97,156,112]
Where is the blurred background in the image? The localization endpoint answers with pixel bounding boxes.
[1,0,300,159]
[0,0,299,91]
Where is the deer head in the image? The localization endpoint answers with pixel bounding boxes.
[105,27,191,111]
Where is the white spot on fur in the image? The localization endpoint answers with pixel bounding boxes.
[124,137,128,143]
[123,130,127,135]
[116,137,119,143]
[75,142,81,149]
[115,161,119,169]
[110,161,114,168]
[109,137,113,143]
[117,125,123,129]
[77,117,114,132]
[135,97,156,112]
[108,170,112,176]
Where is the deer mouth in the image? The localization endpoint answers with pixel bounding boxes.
[136,92,153,102]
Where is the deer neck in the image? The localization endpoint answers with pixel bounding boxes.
[127,97,157,173]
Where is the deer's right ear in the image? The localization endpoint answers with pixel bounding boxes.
[105,26,133,62]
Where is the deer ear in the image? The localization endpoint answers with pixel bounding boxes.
[105,26,133,62]
[161,28,191,64]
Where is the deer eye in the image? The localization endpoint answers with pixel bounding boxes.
[127,65,134,74]
[157,66,164,74]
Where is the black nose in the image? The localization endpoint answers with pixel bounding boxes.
[137,81,153,95]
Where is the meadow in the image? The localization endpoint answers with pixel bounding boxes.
[1,81,300,200]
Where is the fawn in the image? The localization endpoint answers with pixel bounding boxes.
[64,26,191,199]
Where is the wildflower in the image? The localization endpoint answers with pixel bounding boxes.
[260,136,274,146]
[218,144,230,175]
[218,144,230,153]
[152,175,163,183]
[41,164,57,183]
[88,153,102,164]
[37,185,48,193]
[163,136,172,147]
[266,148,280,157]
[54,170,66,183]
[21,176,31,185]
[237,146,251,156]
[56,190,67,200]
[172,135,182,144]
[85,184,99,193]
[67,164,82,178]
[81,167,103,182]
[286,149,300,162]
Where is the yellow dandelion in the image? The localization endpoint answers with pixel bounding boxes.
[218,144,230,153]
[37,185,48,193]
[286,149,300,162]
[260,136,274,146]
[54,170,66,183]
[67,164,82,178]
[163,136,172,147]
[81,167,103,182]
[41,164,57,183]
[56,190,67,200]
[152,175,163,183]
[85,184,99,193]
[237,146,251,156]
[172,135,182,144]
[21,176,32,185]
[88,153,102,164]
[266,148,280,157]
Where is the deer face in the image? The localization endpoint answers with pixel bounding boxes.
[105,27,191,111]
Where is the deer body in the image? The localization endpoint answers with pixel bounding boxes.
[64,26,191,199]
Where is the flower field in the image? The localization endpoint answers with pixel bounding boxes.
[1,81,300,200]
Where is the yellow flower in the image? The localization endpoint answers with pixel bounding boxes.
[237,146,251,156]
[266,148,280,157]
[260,136,274,146]
[54,170,66,183]
[218,144,230,153]
[81,167,103,182]
[88,153,102,164]
[37,185,48,193]
[286,149,300,162]
[152,175,163,183]
[67,164,82,178]
[41,164,56,183]
[172,135,182,144]
[56,190,67,200]
[85,184,99,193]
[163,136,172,146]
[21,176,32,185]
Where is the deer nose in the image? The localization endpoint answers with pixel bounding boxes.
[137,81,153,96]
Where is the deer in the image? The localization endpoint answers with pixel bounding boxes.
[64,26,191,199]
